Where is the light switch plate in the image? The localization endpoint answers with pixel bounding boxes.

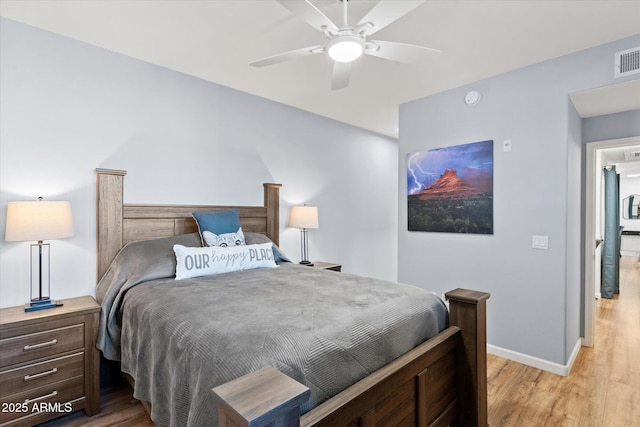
[532,235,549,249]
[503,139,512,152]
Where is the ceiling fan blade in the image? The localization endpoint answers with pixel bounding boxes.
[250,45,323,67]
[365,40,440,65]
[357,0,425,36]
[331,61,352,91]
[277,0,338,33]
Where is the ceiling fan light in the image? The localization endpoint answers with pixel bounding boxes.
[327,37,364,63]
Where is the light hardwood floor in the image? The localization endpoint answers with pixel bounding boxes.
[487,256,640,427]
[40,256,640,427]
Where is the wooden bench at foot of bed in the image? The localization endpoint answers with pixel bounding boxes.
[213,288,490,427]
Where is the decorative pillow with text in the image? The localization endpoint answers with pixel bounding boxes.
[173,242,277,280]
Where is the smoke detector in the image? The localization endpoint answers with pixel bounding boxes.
[465,90,481,106]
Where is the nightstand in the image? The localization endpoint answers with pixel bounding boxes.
[0,296,100,426]
[307,262,342,272]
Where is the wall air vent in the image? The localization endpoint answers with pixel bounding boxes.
[623,148,640,161]
[614,46,640,78]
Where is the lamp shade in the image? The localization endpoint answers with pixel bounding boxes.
[289,206,319,229]
[5,200,74,242]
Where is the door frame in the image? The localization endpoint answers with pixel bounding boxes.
[584,136,640,347]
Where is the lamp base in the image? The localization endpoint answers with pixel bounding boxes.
[299,261,314,266]
[24,298,61,312]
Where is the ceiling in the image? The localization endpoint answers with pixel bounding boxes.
[1,0,639,138]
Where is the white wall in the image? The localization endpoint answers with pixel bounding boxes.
[0,18,398,308]
[398,34,640,368]
[620,171,640,255]
[620,176,640,233]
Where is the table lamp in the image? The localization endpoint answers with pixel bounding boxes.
[289,205,318,266]
[5,197,74,311]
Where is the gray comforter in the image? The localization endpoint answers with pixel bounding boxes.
[96,233,448,427]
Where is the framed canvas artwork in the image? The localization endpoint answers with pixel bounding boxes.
[407,140,494,234]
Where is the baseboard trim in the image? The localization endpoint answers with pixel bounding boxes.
[620,250,639,257]
[488,339,582,377]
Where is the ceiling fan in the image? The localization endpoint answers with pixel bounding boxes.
[250,0,440,90]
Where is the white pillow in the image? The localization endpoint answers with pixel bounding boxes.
[203,227,245,247]
[173,242,277,280]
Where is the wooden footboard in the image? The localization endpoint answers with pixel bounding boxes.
[213,289,490,427]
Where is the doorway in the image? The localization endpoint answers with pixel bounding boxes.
[584,136,640,346]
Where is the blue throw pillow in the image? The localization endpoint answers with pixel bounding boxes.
[193,209,241,246]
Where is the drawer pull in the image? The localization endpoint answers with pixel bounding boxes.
[23,339,58,351]
[24,390,57,404]
[24,368,58,381]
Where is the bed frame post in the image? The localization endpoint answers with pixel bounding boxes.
[263,183,282,246]
[213,367,310,427]
[96,168,127,282]
[445,288,490,427]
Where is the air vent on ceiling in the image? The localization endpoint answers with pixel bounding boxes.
[614,46,640,78]
[623,148,640,161]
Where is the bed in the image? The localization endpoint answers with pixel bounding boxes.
[94,169,490,427]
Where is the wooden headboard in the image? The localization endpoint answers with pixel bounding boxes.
[96,169,281,281]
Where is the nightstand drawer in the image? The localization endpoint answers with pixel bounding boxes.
[0,324,84,368]
[0,375,83,424]
[0,352,84,399]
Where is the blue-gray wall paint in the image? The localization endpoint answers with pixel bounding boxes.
[583,109,640,143]
[0,18,398,306]
[399,34,640,365]
[567,101,583,357]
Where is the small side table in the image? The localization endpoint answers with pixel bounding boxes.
[306,262,341,272]
[0,296,100,426]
